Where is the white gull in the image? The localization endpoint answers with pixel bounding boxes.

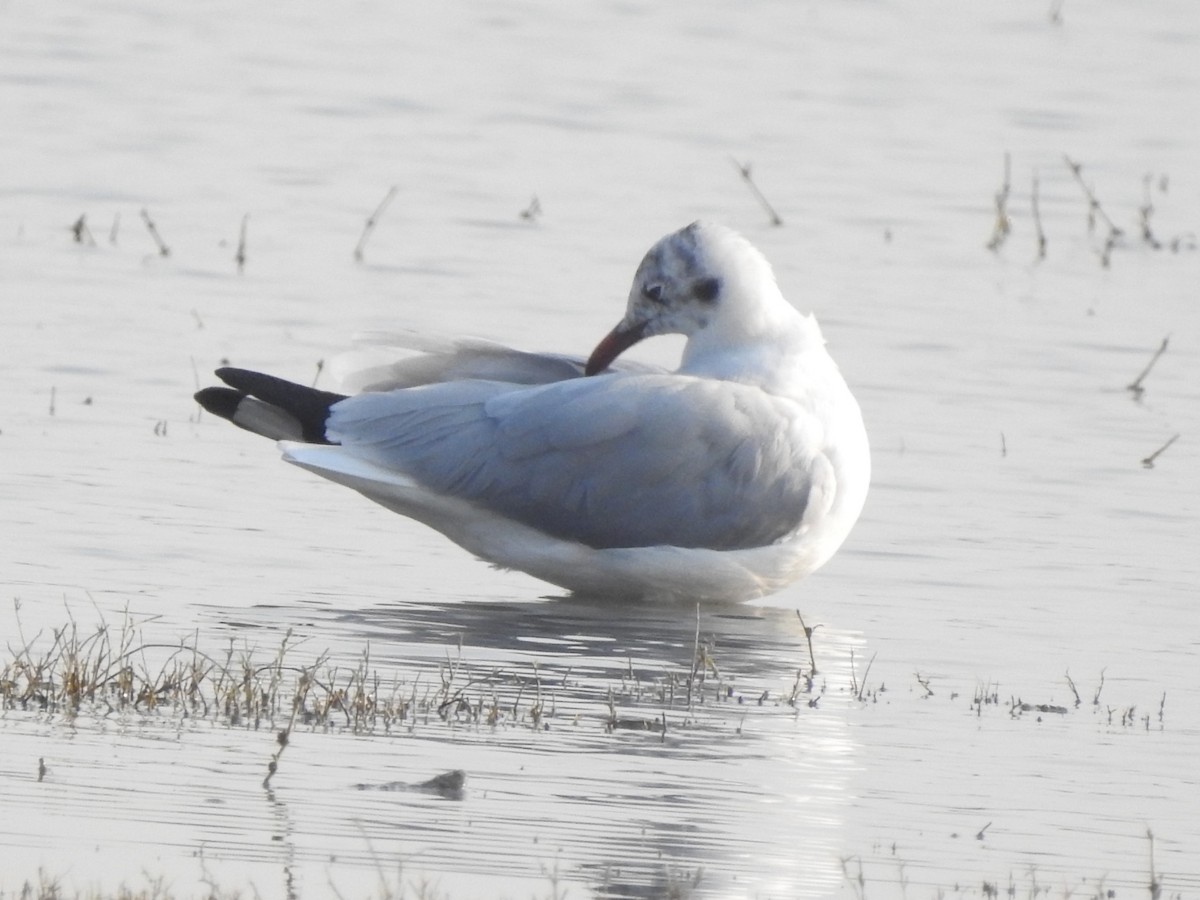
[195,221,870,601]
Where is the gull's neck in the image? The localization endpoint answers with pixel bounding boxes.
[679,284,826,394]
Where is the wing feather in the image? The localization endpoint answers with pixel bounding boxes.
[324,374,821,550]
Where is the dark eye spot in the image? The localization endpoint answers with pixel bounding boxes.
[691,277,720,303]
[642,283,664,303]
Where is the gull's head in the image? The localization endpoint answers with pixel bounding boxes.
[585,221,789,376]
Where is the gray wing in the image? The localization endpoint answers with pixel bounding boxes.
[325,374,821,551]
[331,332,662,392]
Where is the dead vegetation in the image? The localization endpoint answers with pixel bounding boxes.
[0,601,569,737]
[2,601,825,746]
[842,827,1180,900]
[985,153,1197,264]
[4,602,1164,742]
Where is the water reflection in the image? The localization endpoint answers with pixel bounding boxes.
[338,594,815,666]
[253,595,863,898]
[150,592,861,897]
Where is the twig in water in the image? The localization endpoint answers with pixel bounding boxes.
[1127,336,1169,398]
[730,158,783,226]
[986,152,1012,252]
[1065,671,1081,707]
[796,610,820,675]
[1139,174,1162,250]
[1141,434,1179,469]
[840,856,867,900]
[1168,232,1198,253]
[1093,668,1105,706]
[312,359,325,388]
[686,602,701,711]
[70,215,95,246]
[140,208,171,257]
[263,633,313,789]
[975,821,992,841]
[1062,155,1122,266]
[1063,156,1119,234]
[895,858,909,900]
[1031,171,1047,260]
[1147,828,1162,900]
[354,186,398,263]
[850,649,877,701]
[519,196,542,222]
[860,653,876,701]
[915,672,933,698]
[235,214,248,274]
[1049,0,1065,23]
[109,213,120,246]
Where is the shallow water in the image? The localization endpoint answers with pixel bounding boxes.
[2,0,1199,897]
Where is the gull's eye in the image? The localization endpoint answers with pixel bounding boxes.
[691,277,720,303]
[642,283,665,303]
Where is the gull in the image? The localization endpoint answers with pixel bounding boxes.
[194,221,870,601]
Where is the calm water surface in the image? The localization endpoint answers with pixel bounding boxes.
[2,1,1198,897]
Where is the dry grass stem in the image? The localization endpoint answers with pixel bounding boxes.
[796,610,820,676]
[354,185,399,263]
[1030,171,1047,259]
[985,152,1012,252]
[70,214,96,246]
[849,649,878,702]
[235,213,248,274]
[1062,155,1122,266]
[1065,670,1081,707]
[1141,433,1179,469]
[139,208,171,257]
[1147,828,1161,900]
[730,157,783,226]
[519,195,541,221]
[1139,174,1162,250]
[1127,336,1169,398]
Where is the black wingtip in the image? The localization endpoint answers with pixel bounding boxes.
[199,367,347,444]
[194,386,244,422]
[214,367,264,393]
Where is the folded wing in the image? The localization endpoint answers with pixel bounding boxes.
[323,374,825,551]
